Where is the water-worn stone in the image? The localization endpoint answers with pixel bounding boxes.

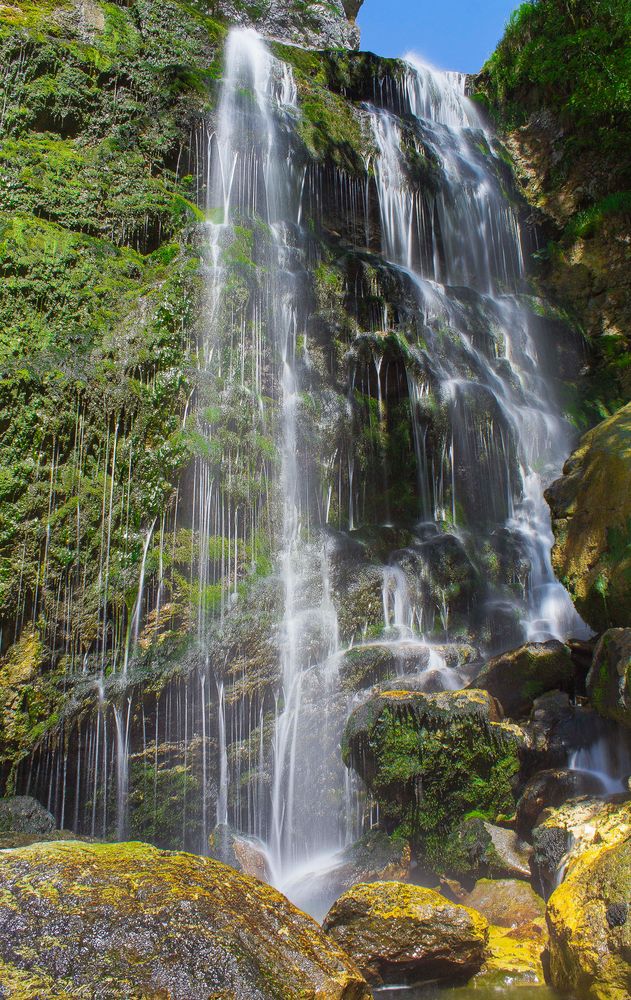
[532,798,631,896]
[0,795,55,835]
[472,640,575,718]
[587,629,631,728]
[463,878,545,928]
[208,824,271,881]
[323,881,489,985]
[545,402,631,632]
[547,834,631,999]
[516,768,606,837]
[0,840,370,1000]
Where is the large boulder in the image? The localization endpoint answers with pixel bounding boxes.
[323,881,488,985]
[0,841,370,1000]
[472,640,575,718]
[481,922,548,988]
[547,834,631,999]
[545,402,631,632]
[463,878,545,928]
[0,796,55,835]
[342,688,524,873]
[587,629,631,728]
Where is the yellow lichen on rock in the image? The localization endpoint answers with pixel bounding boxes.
[547,834,631,999]
[479,919,548,987]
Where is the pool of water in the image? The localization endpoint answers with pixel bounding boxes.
[373,985,568,999]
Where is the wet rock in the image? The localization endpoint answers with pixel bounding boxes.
[587,628,631,728]
[516,768,607,837]
[208,824,271,882]
[532,798,631,896]
[547,834,631,999]
[524,690,606,772]
[453,818,533,880]
[342,688,525,873]
[472,640,575,718]
[323,881,488,985]
[463,878,545,928]
[338,643,429,691]
[545,402,631,632]
[0,796,55,835]
[0,841,370,1000]
[480,920,548,988]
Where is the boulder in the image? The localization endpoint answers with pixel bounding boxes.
[0,841,370,1000]
[516,768,607,837]
[208,824,271,882]
[0,796,55,835]
[452,818,533,879]
[545,402,631,632]
[472,640,574,718]
[532,798,631,896]
[342,688,524,873]
[525,690,607,771]
[587,629,631,728]
[463,878,545,928]
[323,881,488,985]
[547,834,631,999]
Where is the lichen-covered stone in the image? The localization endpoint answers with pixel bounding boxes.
[472,640,575,718]
[545,403,631,632]
[547,834,631,999]
[480,920,548,988]
[516,768,607,837]
[0,840,370,1000]
[587,628,631,728]
[323,881,489,985]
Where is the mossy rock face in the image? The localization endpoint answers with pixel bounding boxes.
[587,628,631,728]
[547,835,631,999]
[545,403,631,632]
[472,640,575,719]
[449,819,533,881]
[322,880,489,985]
[0,840,370,1000]
[342,689,523,872]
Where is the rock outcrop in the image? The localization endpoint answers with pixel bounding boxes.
[323,881,488,985]
[0,840,370,1000]
[216,0,363,49]
[545,403,631,632]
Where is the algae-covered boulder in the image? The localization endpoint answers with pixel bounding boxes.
[587,628,631,728]
[0,795,55,835]
[472,640,575,718]
[342,688,523,872]
[545,402,631,632]
[0,841,370,1000]
[547,834,631,999]
[463,878,545,928]
[323,881,488,985]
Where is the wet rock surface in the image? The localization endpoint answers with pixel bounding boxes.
[516,768,607,837]
[472,640,575,718]
[0,795,55,835]
[463,878,545,928]
[323,880,489,985]
[0,840,370,1000]
[547,834,631,999]
[454,818,533,880]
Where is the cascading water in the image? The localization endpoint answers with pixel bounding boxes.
[17,32,595,918]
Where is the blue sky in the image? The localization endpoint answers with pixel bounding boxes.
[357,0,522,73]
